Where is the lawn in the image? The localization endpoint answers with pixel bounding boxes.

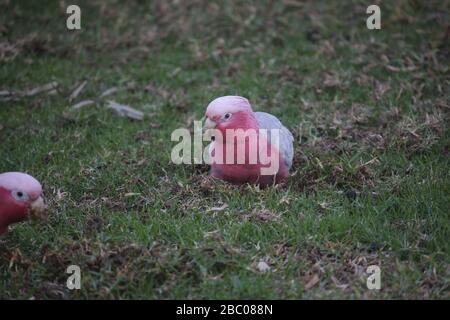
[0,0,449,299]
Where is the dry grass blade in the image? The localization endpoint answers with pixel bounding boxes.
[0,90,12,96]
[0,90,14,101]
[243,208,280,222]
[100,87,120,98]
[206,203,228,212]
[106,100,144,120]
[71,100,95,109]
[24,81,59,97]
[68,81,87,102]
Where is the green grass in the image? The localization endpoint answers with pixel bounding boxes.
[0,0,449,299]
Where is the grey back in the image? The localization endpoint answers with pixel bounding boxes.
[255,112,294,171]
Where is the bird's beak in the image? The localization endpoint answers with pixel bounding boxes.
[28,196,47,220]
[204,117,217,130]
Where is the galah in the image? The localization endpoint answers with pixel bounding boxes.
[204,96,294,186]
[0,172,46,234]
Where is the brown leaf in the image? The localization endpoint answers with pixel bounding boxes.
[304,274,320,290]
[323,73,340,87]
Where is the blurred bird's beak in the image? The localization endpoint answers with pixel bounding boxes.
[29,196,47,219]
[204,117,217,130]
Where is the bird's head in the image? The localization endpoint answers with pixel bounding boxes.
[204,96,258,135]
[0,172,46,234]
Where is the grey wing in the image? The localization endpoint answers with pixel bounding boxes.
[255,112,294,171]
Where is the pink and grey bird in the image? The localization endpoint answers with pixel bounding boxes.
[0,172,46,234]
[204,96,294,186]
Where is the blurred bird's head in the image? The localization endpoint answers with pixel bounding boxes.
[0,172,46,234]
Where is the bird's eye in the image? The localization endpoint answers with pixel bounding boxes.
[11,190,29,202]
[224,113,231,120]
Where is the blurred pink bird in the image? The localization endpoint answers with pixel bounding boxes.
[0,172,46,234]
[204,96,294,186]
